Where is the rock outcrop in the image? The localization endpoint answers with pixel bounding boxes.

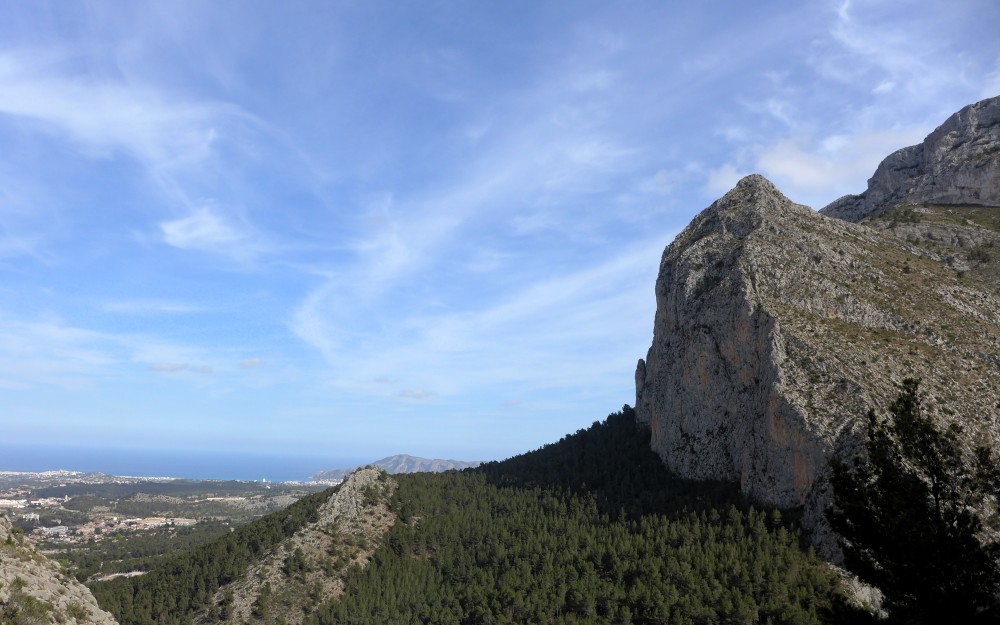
[209,467,396,625]
[0,512,118,625]
[822,95,1000,222]
[635,164,999,553]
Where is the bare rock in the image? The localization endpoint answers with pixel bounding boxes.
[0,512,118,625]
[212,467,396,625]
[635,173,1000,557]
[822,95,1000,221]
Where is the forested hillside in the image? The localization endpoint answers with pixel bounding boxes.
[308,408,869,624]
[90,408,872,625]
[89,487,332,624]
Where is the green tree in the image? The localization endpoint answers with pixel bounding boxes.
[828,379,1000,623]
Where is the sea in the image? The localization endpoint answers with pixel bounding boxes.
[0,443,366,483]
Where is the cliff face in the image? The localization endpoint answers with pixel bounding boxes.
[0,513,118,625]
[822,95,1000,222]
[635,98,1000,552]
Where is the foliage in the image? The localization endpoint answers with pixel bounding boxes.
[828,379,1000,623]
[88,485,334,625]
[478,407,744,520]
[968,245,992,264]
[54,521,233,582]
[307,408,859,625]
[0,585,54,625]
[92,407,868,625]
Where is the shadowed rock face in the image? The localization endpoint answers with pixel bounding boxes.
[822,95,1000,222]
[635,168,1000,556]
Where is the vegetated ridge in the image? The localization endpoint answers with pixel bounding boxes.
[306,408,866,624]
[310,454,481,481]
[635,95,1000,555]
[87,410,873,625]
[88,470,395,625]
[1,511,118,625]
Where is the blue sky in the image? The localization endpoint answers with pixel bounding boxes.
[1,0,997,467]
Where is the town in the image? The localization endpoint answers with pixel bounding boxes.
[0,469,329,548]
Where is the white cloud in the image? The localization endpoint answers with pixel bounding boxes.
[159,207,256,258]
[0,50,242,167]
[705,163,749,198]
[758,126,929,205]
[102,299,204,314]
[0,308,229,390]
[703,124,929,208]
[396,389,434,400]
[291,236,666,400]
[872,80,896,95]
[823,0,988,100]
[148,363,187,373]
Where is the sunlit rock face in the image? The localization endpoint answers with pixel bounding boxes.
[822,95,1000,222]
[635,124,1000,555]
[0,513,119,625]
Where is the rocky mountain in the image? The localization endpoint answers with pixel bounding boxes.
[310,454,481,481]
[0,512,118,625]
[634,96,1000,554]
[822,95,1000,222]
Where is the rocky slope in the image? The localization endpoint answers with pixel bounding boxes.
[0,512,118,625]
[635,101,1000,553]
[198,467,396,625]
[822,95,1000,222]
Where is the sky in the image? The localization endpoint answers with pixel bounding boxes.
[0,0,997,469]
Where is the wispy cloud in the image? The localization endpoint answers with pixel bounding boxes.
[0,50,241,167]
[396,389,434,401]
[148,363,187,373]
[701,0,995,207]
[707,125,929,207]
[0,309,225,390]
[101,299,205,315]
[292,235,666,402]
[159,206,263,260]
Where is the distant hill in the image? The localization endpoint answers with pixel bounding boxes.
[310,454,481,481]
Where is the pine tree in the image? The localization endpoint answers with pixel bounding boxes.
[828,379,1000,623]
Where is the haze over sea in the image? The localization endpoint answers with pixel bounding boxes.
[0,443,367,483]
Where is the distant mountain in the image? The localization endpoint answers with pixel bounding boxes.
[310,454,481,481]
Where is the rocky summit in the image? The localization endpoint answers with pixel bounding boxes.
[822,95,1000,222]
[635,96,1000,555]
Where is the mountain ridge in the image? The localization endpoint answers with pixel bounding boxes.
[635,96,1000,555]
[821,95,1000,222]
[310,454,481,481]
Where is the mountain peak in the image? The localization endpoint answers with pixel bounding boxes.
[636,99,1000,557]
[822,94,1000,221]
[733,173,779,193]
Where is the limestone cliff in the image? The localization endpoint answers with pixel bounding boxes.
[0,512,118,625]
[635,166,999,553]
[822,95,1000,222]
